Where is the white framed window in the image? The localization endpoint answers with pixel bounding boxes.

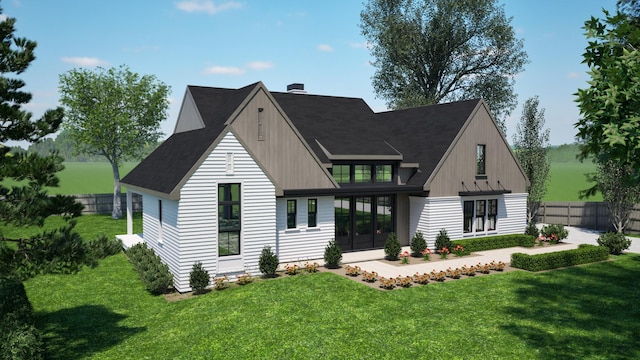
[226,152,234,175]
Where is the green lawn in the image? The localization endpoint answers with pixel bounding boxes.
[545,162,601,201]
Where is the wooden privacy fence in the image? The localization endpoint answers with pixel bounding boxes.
[71,193,142,215]
[535,202,640,232]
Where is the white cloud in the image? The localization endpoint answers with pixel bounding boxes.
[61,57,109,67]
[176,0,241,15]
[567,72,582,79]
[350,42,372,49]
[317,44,334,52]
[0,15,7,22]
[202,65,245,75]
[246,61,273,70]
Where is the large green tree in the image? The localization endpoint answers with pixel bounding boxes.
[512,96,550,224]
[59,66,170,219]
[360,0,528,132]
[0,6,84,278]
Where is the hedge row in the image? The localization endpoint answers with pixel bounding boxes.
[0,275,44,360]
[511,244,610,272]
[125,243,173,294]
[452,234,536,253]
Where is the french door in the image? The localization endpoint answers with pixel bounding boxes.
[335,195,394,251]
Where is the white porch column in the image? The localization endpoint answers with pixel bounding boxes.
[126,191,133,235]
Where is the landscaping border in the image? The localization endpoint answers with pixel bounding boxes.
[510,244,610,272]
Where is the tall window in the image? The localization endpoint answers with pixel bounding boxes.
[218,184,240,256]
[354,165,372,183]
[158,199,163,242]
[475,200,486,232]
[308,199,317,227]
[487,199,498,230]
[376,196,393,234]
[463,201,474,233]
[287,200,297,229]
[332,165,350,183]
[375,164,392,182]
[476,144,486,175]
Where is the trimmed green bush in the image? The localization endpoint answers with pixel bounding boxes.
[0,274,44,360]
[525,222,539,237]
[409,231,427,257]
[323,239,342,269]
[511,244,609,272]
[189,261,210,293]
[86,235,123,265]
[597,232,632,255]
[384,232,402,260]
[453,234,536,252]
[540,224,569,243]
[125,243,173,294]
[434,229,452,252]
[259,246,279,276]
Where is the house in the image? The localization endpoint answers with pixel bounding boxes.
[119,82,528,292]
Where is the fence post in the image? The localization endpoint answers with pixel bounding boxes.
[567,203,571,226]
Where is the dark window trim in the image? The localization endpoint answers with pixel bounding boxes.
[218,183,241,256]
[287,199,297,229]
[476,144,486,176]
[331,162,396,185]
[463,200,473,233]
[308,199,317,227]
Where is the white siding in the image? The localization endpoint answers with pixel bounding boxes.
[410,193,527,247]
[172,131,276,292]
[140,193,181,279]
[276,196,335,263]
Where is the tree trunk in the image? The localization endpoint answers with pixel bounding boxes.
[111,161,122,219]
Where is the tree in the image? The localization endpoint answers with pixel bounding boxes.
[574,10,640,183]
[360,0,528,132]
[59,65,170,219]
[0,6,84,278]
[512,96,550,224]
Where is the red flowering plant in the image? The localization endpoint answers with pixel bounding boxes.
[285,263,300,275]
[400,251,411,264]
[421,248,432,261]
[361,270,378,283]
[413,272,430,285]
[452,244,465,257]
[461,265,476,277]
[345,265,362,277]
[213,275,230,290]
[495,261,506,271]
[430,270,446,282]
[450,267,462,279]
[445,267,454,277]
[236,273,254,285]
[439,247,450,259]
[396,275,413,288]
[478,263,491,274]
[379,277,396,290]
[304,261,319,273]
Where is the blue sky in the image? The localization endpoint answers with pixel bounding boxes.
[3,0,617,147]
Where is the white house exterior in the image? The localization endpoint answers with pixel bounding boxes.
[121,82,528,292]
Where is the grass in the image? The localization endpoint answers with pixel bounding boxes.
[23,254,640,359]
[545,162,601,202]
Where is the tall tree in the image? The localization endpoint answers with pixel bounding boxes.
[59,65,170,219]
[0,6,84,278]
[574,10,640,183]
[512,96,550,224]
[360,0,528,132]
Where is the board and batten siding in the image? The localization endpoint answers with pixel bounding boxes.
[141,194,181,282]
[409,193,527,247]
[276,196,335,263]
[171,131,276,292]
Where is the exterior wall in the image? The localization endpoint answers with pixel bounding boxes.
[409,193,527,247]
[396,194,410,245]
[276,196,335,263]
[427,104,527,197]
[174,90,204,134]
[141,193,181,281]
[171,131,276,292]
[229,88,336,191]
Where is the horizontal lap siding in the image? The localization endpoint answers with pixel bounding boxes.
[175,131,276,292]
[497,193,527,235]
[141,194,181,281]
[276,196,335,263]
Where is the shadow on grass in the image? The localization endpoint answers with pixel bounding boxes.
[502,254,640,359]
[37,304,146,359]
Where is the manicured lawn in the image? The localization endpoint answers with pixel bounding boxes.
[545,162,602,201]
[23,252,640,359]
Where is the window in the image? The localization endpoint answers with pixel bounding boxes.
[218,184,240,256]
[475,200,486,232]
[308,199,317,227]
[158,199,163,242]
[463,201,474,233]
[225,152,234,175]
[375,164,392,182]
[287,200,297,229]
[332,165,350,183]
[487,199,497,231]
[257,107,264,141]
[476,144,486,175]
[354,165,372,183]
[376,196,393,234]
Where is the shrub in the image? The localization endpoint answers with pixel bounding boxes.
[409,231,427,257]
[86,235,123,265]
[304,261,319,273]
[323,239,342,269]
[435,229,452,253]
[452,234,536,252]
[259,246,279,277]
[540,224,569,243]
[236,273,254,285]
[525,222,539,237]
[189,261,210,294]
[213,275,230,290]
[0,274,44,360]
[125,243,173,294]
[384,232,402,260]
[597,232,632,255]
[511,244,609,271]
